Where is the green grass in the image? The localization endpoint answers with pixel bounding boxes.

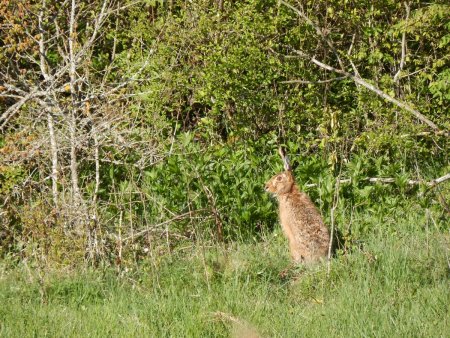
[1,204,449,337]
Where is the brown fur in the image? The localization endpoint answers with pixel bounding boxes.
[265,170,330,264]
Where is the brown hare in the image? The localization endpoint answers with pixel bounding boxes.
[265,148,330,264]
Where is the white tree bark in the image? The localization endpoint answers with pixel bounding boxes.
[47,112,59,208]
[40,0,59,209]
[68,0,81,207]
[304,174,450,188]
[394,2,410,83]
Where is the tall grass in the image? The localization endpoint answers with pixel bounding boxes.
[1,203,448,337]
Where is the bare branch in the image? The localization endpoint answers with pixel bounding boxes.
[347,33,356,56]
[68,0,82,207]
[428,173,450,187]
[47,112,59,208]
[38,0,51,81]
[400,130,448,138]
[0,91,43,130]
[394,2,410,83]
[76,0,110,63]
[304,174,450,188]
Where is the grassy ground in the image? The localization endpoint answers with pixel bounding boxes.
[0,204,449,337]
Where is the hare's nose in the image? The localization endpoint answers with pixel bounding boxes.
[264,184,269,191]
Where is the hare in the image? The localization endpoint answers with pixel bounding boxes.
[265,148,330,264]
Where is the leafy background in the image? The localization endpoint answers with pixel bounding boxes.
[0,0,448,265]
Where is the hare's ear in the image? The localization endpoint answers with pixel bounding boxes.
[278,146,291,171]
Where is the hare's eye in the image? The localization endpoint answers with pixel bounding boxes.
[276,176,283,181]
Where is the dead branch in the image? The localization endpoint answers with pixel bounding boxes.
[394,2,410,83]
[47,112,59,208]
[0,90,45,130]
[68,0,82,208]
[400,130,448,138]
[428,173,450,187]
[304,173,450,188]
